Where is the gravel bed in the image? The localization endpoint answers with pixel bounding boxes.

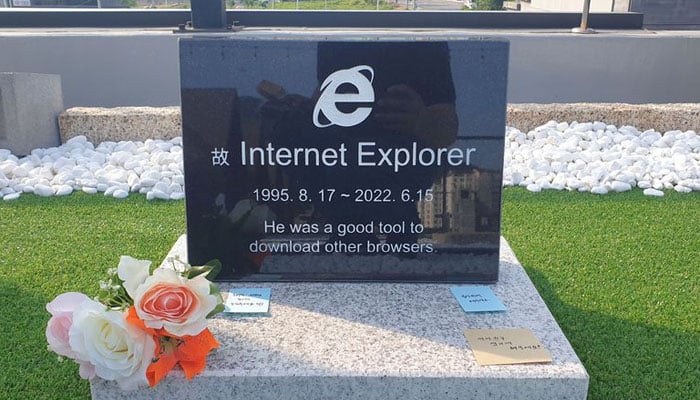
[1,121,699,201]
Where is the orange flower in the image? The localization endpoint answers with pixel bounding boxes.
[126,307,219,387]
[131,268,220,337]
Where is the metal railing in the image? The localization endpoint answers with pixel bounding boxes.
[0,0,643,29]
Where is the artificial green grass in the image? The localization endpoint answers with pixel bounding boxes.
[0,193,185,399]
[502,188,700,400]
[1,189,698,399]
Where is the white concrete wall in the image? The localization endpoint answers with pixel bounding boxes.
[0,33,180,108]
[0,30,699,107]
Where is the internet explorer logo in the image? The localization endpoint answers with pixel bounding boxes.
[313,65,375,128]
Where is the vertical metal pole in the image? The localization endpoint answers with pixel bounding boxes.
[296,0,299,9]
[580,0,591,30]
[572,0,596,34]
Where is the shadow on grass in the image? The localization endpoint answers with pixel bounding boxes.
[0,281,90,400]
[525,267,700,400]
[0,193,185,400]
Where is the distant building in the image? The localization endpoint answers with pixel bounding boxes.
[518,0,700,29]
[418,169,501,241]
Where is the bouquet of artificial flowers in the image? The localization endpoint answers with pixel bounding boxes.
[45,256,224,390]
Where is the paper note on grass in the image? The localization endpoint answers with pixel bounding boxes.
[224,288,271,315]
[464,328,552,366]
[451,286,506,312]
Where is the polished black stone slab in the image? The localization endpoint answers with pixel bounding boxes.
[180,35,508,282]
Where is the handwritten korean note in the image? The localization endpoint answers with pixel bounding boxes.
[224,288,271,316]
[451,286,506,313]
[464,328,552,366]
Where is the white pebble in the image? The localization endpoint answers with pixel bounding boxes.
[172,174,185,186]
[153,181,170,194]
[1,120,698,201]
[610,181,632,192]
[13,165,30,177]
[104,186,117,196]
[34,184,55,197]
[526,183,542,193]
[147,189,170,201]
[591,186,608,195]
[3,192,20,201]
[112,189,129,199]
[168,183,182,194]
[140,178,158,187]
[643,188,664,197]
[55,185,73,196]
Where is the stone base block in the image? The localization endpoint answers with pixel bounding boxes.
[57,104,699,146]
[58,106,181,144]
[0,73,63,155]
[508,103,700,133]
[90,236,588,400]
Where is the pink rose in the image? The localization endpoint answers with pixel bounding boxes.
[46,292,90,358]
[133,268,219,337]
[46,292,96,379]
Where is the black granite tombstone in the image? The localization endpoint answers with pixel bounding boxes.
[180,36,508,282]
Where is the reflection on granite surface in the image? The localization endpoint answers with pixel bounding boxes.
[180,37,508,282]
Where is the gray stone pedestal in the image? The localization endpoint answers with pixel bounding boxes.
[90,236,589,400]
[0,73,63,155]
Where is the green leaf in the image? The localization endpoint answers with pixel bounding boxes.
[186,266,209,279]
[209,282,222,298]
[205,259,222,280]
[206,282,225,318]
[207,303,225,318]
[187,259,222,280]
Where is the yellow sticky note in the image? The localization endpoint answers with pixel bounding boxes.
[464,328,552,366]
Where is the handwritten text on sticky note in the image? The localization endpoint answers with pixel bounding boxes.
[464,328,552,366]
[224,288,271,315]
[451,286,506,313]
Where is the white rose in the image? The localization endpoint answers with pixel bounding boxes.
[117,256,152,299]
[69,299,155,390]
[132,268,219,337]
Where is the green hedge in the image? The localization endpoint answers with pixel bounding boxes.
[475,0,503,10]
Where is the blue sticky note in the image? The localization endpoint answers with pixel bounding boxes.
[451,286,506,313]
[224,288,271,315]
